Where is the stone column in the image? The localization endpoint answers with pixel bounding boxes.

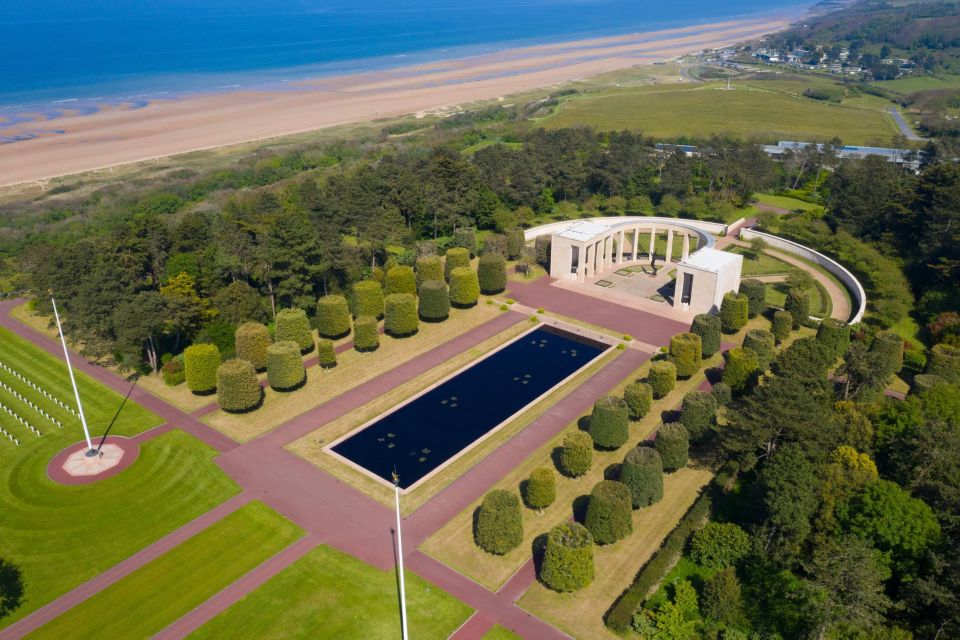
[666,229,674,264]
[584,244,592,279]
[632,227,639,259]
[617,230,625,263]
[682,233,690,261]
[649,226,656,257]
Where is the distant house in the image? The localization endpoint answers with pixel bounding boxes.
[762,141,922,170]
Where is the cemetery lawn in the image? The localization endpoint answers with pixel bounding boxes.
[483,626,523,640]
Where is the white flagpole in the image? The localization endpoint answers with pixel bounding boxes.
[50,295,94,452]
[393,472,409,640]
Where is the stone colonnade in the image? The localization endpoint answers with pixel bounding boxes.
[577,224,693,281]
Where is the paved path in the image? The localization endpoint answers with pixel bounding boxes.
[888,107,924,141]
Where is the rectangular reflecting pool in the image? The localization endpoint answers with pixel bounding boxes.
[329,325,608,490]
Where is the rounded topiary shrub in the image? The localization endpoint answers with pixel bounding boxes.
[620,446,664,508]
[927,343,960,384]
[483,233,508,258]
[680,390,717,443]
[184,343,221,394]
[739,278,766,318]
[385,266,416,296]
[670,332,702,378]
[723,347,760,394]
[655,422,689,472]
[912,373,948,394]
[266,340,306,391]
[415,256,444,291]
[817,318,850,358]
[507,228,526,260]
[449,266,480,308]
[689,521,751,569]
[524,467,556,511]
[720,292,748,334]
[453,227,477,257]
[772,310,793,344]
[589,395,630,450]
[234,322,271,371]
[444,247,471,281]
[691,313,721,357]
[648,360,677,399]
[418,280,450,322]
[540,522,594,593]
[474,489,522,555]
[216,359,261,412]
[384,293,418,337]
[560,430,593,477]
[477,253,507,295]
[623,381,653,420]
[353,316,380,352]
[584,480,633,545]
[162,356,186,387]
[871,331,904,376]
[743,329,775,371]
[351,280,384,320]
[316,296,350,340]
[784,288,810,327]
[317,338,337,368]
[711,381,732,407]
[277,307,317,351]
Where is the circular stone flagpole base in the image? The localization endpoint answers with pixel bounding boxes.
[48,436,139,485]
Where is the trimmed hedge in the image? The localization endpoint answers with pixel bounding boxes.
[723,347,760,394]
[277,307,317,350]
[385,266,417,296]
[680,390,717,443]
[589,395,630,450]
[483,233,508,258]
[655,422,689,472]
[743,329,775,371]
[784,288,810,327]
[817,318,850,358]
[235,322,271,371]
[739,278,766,318]
[184,343,220,394]
[477,253,507,294]
[689,521,751,569]
[162,356,185,387]
[453,227,477,257]
[449,266,480,307]
[621,446,664,508]
[772,310,793,344]
[711,382,732,407]
[541,523,595,593]
[913,373,947,394]
[418,280,450,322]
[670,332,702,378]
[927,343,960,384]
[623,381,653,420]
[720,292,748,334]
[415,256,444,291]
[524,467,556,510]
[353,316,380,352]
[384,293,419,337]
[351,280,384,319]
[475,489,523,555]
[560,430,593,477]
[507,228,526,259]
[691,313,721,357]
[216,359,261,412]
[871,331,904,376]
[444,247,471,281]
[317,338,337,368]
[585,480,633,545]
[605,492,711,631]
[266,341,306,391]
[648,360,677,399]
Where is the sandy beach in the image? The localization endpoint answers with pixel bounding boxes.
[0,16,791,187]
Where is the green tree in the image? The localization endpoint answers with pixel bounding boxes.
[743,329,775,371]
[623,381,653,420]
[739,278,767,317]
[477,253,507,294]
[211,280,267,325]
[524,467,556,511]
[772,310,793,344]
[621,446,664,508]
[701,567,743,627]
[418,280,450,322]
[111,290,167,372]
[475,489,523,555]
[351,280,384,319]
[216,359,261,412]
[589,395,630,450]
[384,293,418,337]
[632,579,700,639]
[0,558,24,621]
[689,522,750,569]
[680,390,717,443]
[449,267,480,307]
[720,292,748,334]
[817,318,850,359]
[384,266,416,296]
[691,313,721,357]
[560,431,593,477]
[234,322,271,371]
[183,343,220,394]
[540,523,594,592]
[760,443,820,562]
[160,272,212,345]
[722,347,759,394]
[266,340,306,391]
[276,307,316,351]
[655,422,689,473]
[648,361,677,399]
[784,288,810,327]
[670,333,702,378]
[584,480,633,545]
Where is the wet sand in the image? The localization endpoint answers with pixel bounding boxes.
[0,16,791,187]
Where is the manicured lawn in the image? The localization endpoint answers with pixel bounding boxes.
[545,84,899,145]
[28,502,301,639]
[728,246,794,276]
[753,193,824,214]
[421,350,722,591]
[204,303,503,442]
[189,545,473,640]
[483,625,523,640]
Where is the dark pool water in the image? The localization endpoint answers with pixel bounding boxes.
[331,326,606,489]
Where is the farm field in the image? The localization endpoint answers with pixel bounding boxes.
[27,502,301,640]
[189,545,473,640]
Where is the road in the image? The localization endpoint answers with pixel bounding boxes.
[888,108,924,141]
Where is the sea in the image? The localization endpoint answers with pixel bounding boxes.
[0,0,812,124]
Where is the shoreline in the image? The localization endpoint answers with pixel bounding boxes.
[0,15,795,187]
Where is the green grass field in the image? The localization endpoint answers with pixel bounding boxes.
[189,545,473,639]
[753,194,824,214]
[544,84,899,145]
[482,625,522,640]
[28,502,300,639]
[874,73,960,94]
[0,325,241,629]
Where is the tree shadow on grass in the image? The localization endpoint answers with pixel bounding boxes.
[572,494,590,524]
